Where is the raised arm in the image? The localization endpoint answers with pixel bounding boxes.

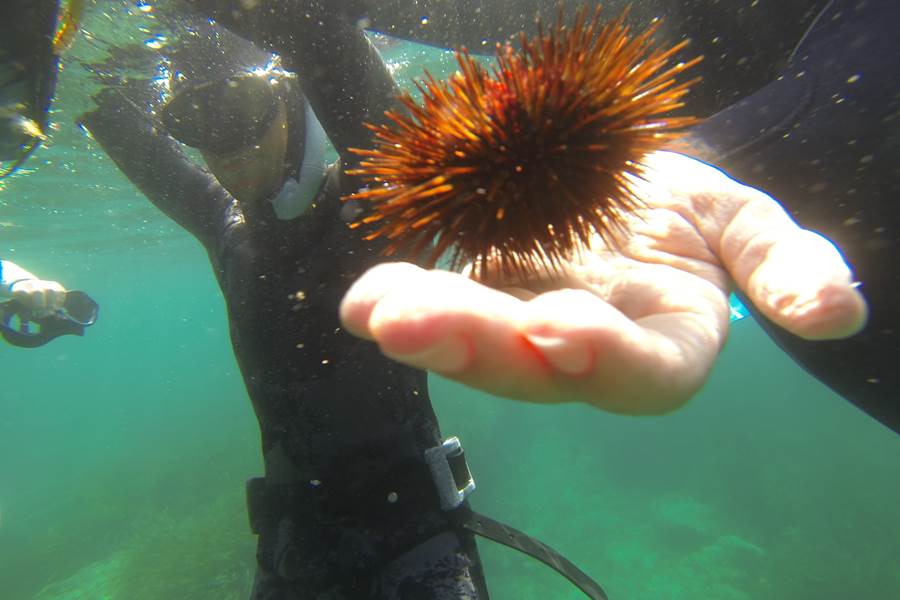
[79,88,236,252]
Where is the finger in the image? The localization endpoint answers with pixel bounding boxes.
[710,187,868,340]
[11,280,68,318]
[44,284,67,313]
[341,262,529,376]
[735,228,868,339]
[518,288,724,413]
[638,151,868,340]
[12,285,44,315]
[341,262,428,341]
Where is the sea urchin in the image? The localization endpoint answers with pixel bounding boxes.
[346,6,702,281]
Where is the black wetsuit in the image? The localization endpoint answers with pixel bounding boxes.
[81,90,487,599]
[689,0,900,433]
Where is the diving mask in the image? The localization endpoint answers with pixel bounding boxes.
[160,73,282,154]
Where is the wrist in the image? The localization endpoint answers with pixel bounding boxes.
[2,278,34,299]
[0,260,38,297]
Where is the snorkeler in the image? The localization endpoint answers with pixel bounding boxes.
[79,16,598,599]
[0,0,82,178]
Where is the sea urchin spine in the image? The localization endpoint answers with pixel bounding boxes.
[346,6,702,281]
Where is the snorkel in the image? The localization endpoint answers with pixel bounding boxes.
[270,96,328,220]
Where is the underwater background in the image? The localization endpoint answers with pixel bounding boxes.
[1,2,899,599]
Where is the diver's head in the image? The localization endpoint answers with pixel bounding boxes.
[199,91,288,206]
[159,25,295,205]
[163,73,291,204]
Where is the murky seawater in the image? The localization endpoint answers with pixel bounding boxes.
[1,2,898,599]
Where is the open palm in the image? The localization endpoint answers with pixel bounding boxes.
[340,152,867,414]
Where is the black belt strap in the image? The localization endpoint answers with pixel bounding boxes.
[426,437,608,599]
[248,438,610,600]
[455,507,608,600]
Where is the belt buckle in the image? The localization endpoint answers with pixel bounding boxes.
[424,436,476,511]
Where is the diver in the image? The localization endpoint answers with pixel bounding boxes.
[0,259,98,347]
[79,18,496,600]
[0,0,82,178]
[81,16,612,599]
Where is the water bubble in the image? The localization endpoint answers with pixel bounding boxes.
[144,34,167,50]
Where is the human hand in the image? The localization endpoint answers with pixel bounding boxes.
[10,278,68,319]
[340,152,867,414]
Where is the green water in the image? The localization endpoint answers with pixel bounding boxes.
[1,3,899,599]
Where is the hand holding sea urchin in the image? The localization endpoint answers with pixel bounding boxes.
[345,6,702,282]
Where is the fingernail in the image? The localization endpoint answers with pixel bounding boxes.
[524,334,594,377]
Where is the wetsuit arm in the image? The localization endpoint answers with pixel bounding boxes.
[78,88,234,251]
[350,0,571,51]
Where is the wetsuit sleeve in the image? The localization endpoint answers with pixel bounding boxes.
[0,260,34,297]
[349,0,565,51]
[78,88,234,251]
[353,0,824,118]
[0,260,9,297]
